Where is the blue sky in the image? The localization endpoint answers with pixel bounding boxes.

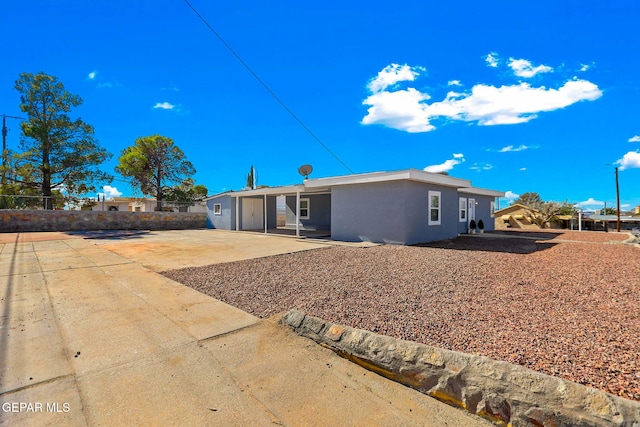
[2,1,639,211]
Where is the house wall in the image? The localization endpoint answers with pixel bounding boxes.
[207,195,278,230]
[331,181,408,244]
[456,194,497,234]
[331,181,490,245]
[285,194,331,230]
[267,196,277,229]
[472,195,496,232]
[206,195,235,230]
[403,181,460,244]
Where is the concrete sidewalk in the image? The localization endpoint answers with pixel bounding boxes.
[0,232,488,426]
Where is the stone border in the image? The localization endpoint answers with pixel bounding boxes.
[282,310,640,427]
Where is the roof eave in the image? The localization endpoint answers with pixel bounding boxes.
[304,169,472,189]
[458,187,505,197]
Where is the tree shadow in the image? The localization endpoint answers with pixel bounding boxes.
[0,235,18,390]
[488,230,566,240]
[64,230,153,240]
[414,235,557,254]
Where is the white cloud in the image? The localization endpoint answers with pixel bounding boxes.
[499,144,530,153]
[362,63,602,132]
[88,70,97,80]
[470,162,493,172]
[101,185,122,200]
[448,80,462,87]
[153,102,176,110]
[424,153,464,173]
[362,87,435,132]
[485,52,499,68]
[628,135,640,143]
[519,167,527,171]
[504,191,519,200]
[162,84,180,92]
[616,150,640,170]
[508,58,553,78]
[576,197,604,208]
[367,63,424,93]
[580,64,590,72]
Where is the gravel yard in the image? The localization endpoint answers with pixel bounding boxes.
[162,230,640,401]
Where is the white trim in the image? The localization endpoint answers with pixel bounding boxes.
[295,191,300,237]
[299,198,310,220]
[305,169,471,189]
[459,187,504,197]
[428,191,441,226]
[459,197,467,222]
[213,203,222,215]
[235,197,239,231]
[264,194,267,234]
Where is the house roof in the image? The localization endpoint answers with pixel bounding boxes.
[205,169,504,199]
[458,187,504,197]
[587,214,640,222]
[493,203,531,216]
[304,169,472,189]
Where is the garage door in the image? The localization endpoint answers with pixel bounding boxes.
[241,198,264,230]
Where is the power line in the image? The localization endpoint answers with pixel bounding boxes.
[183,0,354,174]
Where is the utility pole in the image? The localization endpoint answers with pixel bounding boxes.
[615,166,621,232]
[2,114,26,185]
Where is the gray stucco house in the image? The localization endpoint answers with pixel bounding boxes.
[205,169,504,245]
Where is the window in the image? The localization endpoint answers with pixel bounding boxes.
[213,203,222,215]
[459,197,467,222]
[300,198,310,219]
[428,191,441,225]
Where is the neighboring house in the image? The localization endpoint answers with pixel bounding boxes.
[494,204,573,230]
[494,204,544,229]
[92,197,206,213]
[495,204,640,231]
[582,214,640,231]
[206,169,503,245]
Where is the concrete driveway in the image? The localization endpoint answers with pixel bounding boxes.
[86,229,332,271]
[0,230,489,426]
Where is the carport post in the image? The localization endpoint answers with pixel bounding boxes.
[296,190,300,237]
[235,196,239,231]
[264,194,267,234]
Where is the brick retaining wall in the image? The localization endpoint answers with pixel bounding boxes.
[0,210,206,232]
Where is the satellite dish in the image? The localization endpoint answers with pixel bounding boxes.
[298,164,313,179]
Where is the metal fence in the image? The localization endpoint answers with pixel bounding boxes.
[0,195,206,213]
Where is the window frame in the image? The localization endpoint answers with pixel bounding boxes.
[459,197,467,222]
[299,198,310,220]
[213,203,222,215]
[428,191,441,226]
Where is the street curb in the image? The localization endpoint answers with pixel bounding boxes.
[282,310,640,427]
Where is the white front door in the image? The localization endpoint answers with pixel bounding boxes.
[468,198,476,226]
[241,198,264,230]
